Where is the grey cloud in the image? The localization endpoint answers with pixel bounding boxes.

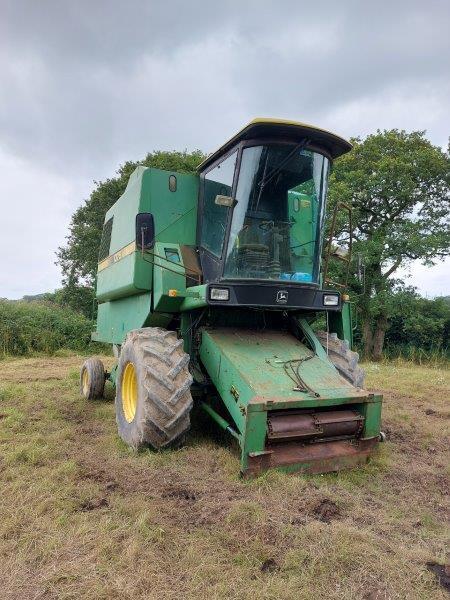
[0,0,449,297]
[1,0,449,178]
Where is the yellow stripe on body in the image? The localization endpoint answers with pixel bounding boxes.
[98,241,136,272]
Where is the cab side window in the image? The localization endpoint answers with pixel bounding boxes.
[201,151,237,257]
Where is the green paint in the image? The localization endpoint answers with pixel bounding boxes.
[93,292,151,344]
[96,253,152,302]
[93,166,199,342]
[90,121,382,476]
[296,317,329,361]
[178,285,207,311]
[200,403,240,439]
[199,327,381,474]
[359,395,383,438]
[152,241,187,313]
[329,299,354,348]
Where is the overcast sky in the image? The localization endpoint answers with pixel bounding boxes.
[0,0,449,299]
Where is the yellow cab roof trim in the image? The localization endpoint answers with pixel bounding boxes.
[198,118,352,171]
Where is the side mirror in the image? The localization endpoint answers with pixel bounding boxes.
[215,194,235,207]
[136,213,155,250]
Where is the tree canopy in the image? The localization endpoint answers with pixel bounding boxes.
[329,129,449,359]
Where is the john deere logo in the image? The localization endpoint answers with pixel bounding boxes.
[276,290,288,304]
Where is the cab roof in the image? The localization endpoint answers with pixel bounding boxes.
[198,118,352,171]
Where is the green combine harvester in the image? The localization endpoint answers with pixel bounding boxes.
[80,118,383,476]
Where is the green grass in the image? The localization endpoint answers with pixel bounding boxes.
[0,356,448,599]
[381,345,449,366]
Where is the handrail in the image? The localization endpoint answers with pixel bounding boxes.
[322,201,353,291]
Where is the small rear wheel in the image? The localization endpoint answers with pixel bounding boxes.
[115,327,193,450]
[80,358,105,399]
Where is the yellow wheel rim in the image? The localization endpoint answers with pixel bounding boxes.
[122,362,138,423]
[82,369,89,396]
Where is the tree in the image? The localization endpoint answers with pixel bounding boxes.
[56,150,205,315]
[384,287,449,352]
[329,130,449,360]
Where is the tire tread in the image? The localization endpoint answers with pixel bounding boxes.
[316,331,365,389]
[116,327,192,450]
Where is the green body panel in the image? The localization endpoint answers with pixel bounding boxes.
[329,299,354,348]
[104,166,199,252]
[93,166,199,343]
[152,242,187,313]
[200,328,366,409]
[179,285,207,312]
[199,326,381,474]
[97,253,153,302]
[93,292,151,344]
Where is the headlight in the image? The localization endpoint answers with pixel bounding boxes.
[323,294,339,306]
[210,287,230,301]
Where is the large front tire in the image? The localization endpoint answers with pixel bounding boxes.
[316,331,365,389]
[115,328,193,450]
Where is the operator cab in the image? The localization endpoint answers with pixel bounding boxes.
[197,119,352,309]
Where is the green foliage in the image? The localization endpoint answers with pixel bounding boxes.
[52,285,95,319]
[384,289,449,357]
[23,287,95,320]
[329,130,450,359]
[0,299,93,356]
[56,149,206,295]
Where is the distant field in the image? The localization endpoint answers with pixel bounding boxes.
[0,356,448,600]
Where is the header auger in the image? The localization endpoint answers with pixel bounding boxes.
[80,118,383,476]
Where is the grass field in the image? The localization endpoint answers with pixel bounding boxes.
[0,356,448,600]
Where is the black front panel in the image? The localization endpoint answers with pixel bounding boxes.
[207,282,340,311]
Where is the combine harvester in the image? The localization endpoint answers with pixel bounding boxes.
[81,119,383,476]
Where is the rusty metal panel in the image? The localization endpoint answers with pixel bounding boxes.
[246,438,378,477]
[267,409,364,442]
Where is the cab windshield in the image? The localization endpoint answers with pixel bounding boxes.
[223,144,329,283]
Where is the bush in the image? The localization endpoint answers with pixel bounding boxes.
[0,299,94,357]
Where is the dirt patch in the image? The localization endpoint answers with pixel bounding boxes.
[77,465,119,493]
[312,499,340,523]
[162,487,198,502]
[363,591,389,600]
[426,562,450,592]
[78,466,110,482]
[73,453,242,531]
[79,497,109,511]
[260,558,279,573]
[290,515,307,526]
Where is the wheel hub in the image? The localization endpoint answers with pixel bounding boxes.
[82,369,89,396]
[122,362,137,422]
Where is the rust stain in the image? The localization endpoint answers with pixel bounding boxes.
[245,438,378,477]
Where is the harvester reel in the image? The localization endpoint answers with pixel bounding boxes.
[316,331,365,389]
[115,327,193,450]
[80,358,106,399]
